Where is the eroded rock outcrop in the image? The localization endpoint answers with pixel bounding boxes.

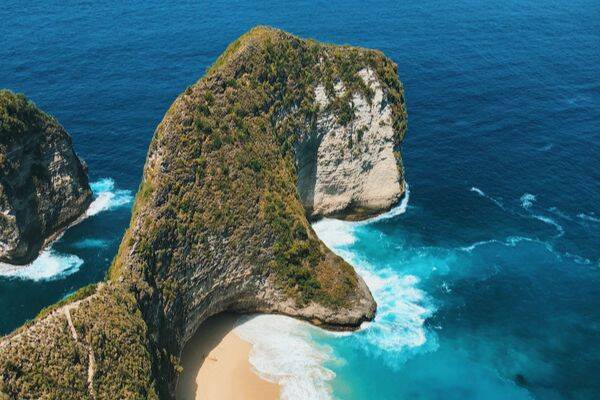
[0,90,92,265]
[297,67,406,220]
[0,27,407,400]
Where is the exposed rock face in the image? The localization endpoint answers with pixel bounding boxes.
[297,68,406,220]
[0,90,92,264]
[0,27,407,400]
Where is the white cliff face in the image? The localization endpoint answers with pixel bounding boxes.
[297,68,405,220]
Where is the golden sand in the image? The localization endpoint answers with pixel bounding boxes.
[176,313,279,400]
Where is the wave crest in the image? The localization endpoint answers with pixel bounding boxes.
[234,315,336,400]
[0,250,83,281]
[0,178,130,282]
[362,183,410,224]
[531,214,564,237]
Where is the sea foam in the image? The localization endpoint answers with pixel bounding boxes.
[470,187,485,197]
[460,235,555,255]
[470,186,506,210]
[87,178,133,216]
[330,246,435,364]
[311,218,357,247]
[362,183,411,224]
[520,193,536,209]
[238,184,427,397]
[72,238,110,249]
[471,187,566,238]
[0,178,131,282]
[314,185,435,363]
[531,214,564,237]
[234,315,336,400]
[548,207,573,221]
[0,250,83,281]
[311,182,411,241]
[577,213,600,223]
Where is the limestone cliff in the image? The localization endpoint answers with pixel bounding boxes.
[297,68,406,220]
[0,27,407,400]
[0,90,92,265]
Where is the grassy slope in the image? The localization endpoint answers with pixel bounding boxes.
[0,284,158,400]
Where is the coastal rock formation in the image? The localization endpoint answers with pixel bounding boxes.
[0,27,407,399]
[297,68,406,220]
[0,90,92,265]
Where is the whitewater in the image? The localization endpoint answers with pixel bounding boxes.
[0,178,132,281]
[232,187,431,400]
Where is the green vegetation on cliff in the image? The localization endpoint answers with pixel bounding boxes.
[0,90,50,169]
[0,285,158,400]
[0,90,51,135]
[0,26,407,400]
[112,26,405,306]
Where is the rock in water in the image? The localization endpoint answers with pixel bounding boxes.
[298,67,407,220]
[0,27,407,399]
[0,90,92,265]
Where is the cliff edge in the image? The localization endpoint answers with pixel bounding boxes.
[0,27,407,400]
[0,90,92,265]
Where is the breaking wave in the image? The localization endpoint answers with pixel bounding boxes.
[234,315,336,400]
[237,182,425,398]
[361,183,411,224]
[311,218,357,247]
[314,186,436,365]
[0,178,130,282]
[0,250,83,281]
[336,249,436,362]
[87,178,133,216]
[310,182,411,245]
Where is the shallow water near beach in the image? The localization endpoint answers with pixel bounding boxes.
[1,1,599,398]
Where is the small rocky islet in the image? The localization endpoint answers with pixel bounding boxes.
[0,26,407,399]
[0,90,92,266]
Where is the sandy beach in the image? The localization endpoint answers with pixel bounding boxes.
[176,313,279,400]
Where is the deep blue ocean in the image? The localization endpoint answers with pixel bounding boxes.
[1,1,599,399]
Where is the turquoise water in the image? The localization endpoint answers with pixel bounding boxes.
[312,199,600,399]
[1,1,599,398]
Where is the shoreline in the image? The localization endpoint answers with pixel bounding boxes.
[176,313,280,400]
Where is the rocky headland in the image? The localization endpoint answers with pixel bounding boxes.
[0,26,407,399]
[0,90,92,265]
